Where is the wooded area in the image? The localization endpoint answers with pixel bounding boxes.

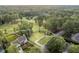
[0,6,79,53]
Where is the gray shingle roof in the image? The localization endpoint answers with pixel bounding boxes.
[71,33,79,43]
[12,34,28,45]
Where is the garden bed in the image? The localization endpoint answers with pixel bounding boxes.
[22,42,41,53]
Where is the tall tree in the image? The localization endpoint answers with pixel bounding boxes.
[18,21,33,39]
[46,35,66,53]
[62,20,79,36]
[35,16,44,32]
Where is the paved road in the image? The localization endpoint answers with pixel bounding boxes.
[55,30,65,36]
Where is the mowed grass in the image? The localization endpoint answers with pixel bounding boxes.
[30,20,45,42]
[32,23,39,32]
[38,36,52,45]
[5,34,18,42]
[29,32,44,42]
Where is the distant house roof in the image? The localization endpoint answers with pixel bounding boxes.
[71,33,79,43]
[12,34,28,45]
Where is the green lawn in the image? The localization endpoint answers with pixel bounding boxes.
[5,34,18,42]
[38,36,52,45]
[32,23,39,32]
[29,32,44,42]
[7,44,18,53]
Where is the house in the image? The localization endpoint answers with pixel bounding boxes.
[11,34,28,46]
[71,33,79,43]
[10,34,28,53]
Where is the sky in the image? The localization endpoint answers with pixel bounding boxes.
[0,0,79,5]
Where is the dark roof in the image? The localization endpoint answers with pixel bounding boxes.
[17,35,27,44]
[71,33,79,43]
[12,34,27,45]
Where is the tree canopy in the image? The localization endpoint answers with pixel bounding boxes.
[46,35,66,53]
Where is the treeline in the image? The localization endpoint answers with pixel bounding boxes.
[41,8,79,47]
[0,13,19,24]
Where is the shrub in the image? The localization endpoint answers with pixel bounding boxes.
[68,44,79,53]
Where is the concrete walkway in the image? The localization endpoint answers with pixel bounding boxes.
[34,35,49,53]
[34,36,46,52]
[35,36,45,47]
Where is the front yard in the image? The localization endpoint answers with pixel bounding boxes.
[29,32,44,42]
[38,36,52,45]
